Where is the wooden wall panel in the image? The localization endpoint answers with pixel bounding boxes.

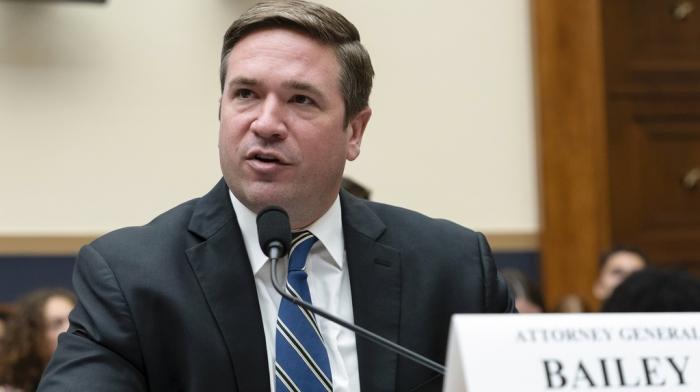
[0,233,538,255]
[607,98,700,273]
[533,0,611,310]
[603,0,700,277]
[603,0,700,94]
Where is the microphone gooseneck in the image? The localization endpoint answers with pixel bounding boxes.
[256,207,446,375]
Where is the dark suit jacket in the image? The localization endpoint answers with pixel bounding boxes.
[39,179,514,392]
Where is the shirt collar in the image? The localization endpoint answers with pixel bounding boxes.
[228,190,345,276]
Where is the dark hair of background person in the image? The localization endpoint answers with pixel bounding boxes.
[341,177,371,200]
[601,267,700,312]
[500,268,544,313]
[0,289,76,392]
[219,0,374,126]
[598,245,649,269]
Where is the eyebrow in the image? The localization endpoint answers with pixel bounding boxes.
[282,80,324,99]
[227,77,258,89]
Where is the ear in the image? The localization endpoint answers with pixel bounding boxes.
[218,96,222,121]
[345,106,372,161]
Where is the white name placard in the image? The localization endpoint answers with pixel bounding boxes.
[443,313,700,392]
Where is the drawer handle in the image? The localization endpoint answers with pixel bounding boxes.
[681,167,700,190]
[672,1,695,20]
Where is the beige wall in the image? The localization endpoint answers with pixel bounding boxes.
[0,0,537,237]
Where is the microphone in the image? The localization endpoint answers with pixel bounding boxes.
[256,206,446,375]
[256,206,292,260]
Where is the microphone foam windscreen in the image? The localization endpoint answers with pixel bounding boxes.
[256,206,292,257]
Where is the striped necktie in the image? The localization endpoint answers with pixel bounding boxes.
[274,231,333,392]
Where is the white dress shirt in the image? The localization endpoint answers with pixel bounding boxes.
[229,191,360,391]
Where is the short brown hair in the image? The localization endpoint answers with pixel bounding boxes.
[220,0,374,125]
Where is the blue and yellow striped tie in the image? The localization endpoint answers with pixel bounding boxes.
[274,231,332,392]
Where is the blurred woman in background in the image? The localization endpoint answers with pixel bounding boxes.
[0,289,75,392]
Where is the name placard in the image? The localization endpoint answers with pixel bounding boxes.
[443,313,700,392]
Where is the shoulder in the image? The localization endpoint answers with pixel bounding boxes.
[89,179,233,256]
[341,194,486,264]
[342,193,514,312]
[90,197,200,256]
[365,199,481,245]
[70,195,212,296]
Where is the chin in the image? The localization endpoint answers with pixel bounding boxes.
[242,185,294,211]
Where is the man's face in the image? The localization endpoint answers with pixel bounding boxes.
[593,251,646,301]
[219,28,370,228]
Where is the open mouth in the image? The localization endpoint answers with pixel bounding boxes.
[254,154,280,163]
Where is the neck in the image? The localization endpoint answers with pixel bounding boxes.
[288,204,331,231]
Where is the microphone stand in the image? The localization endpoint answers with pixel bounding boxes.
[268,252,446,375]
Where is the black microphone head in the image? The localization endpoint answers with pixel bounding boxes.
[256,206,292,257]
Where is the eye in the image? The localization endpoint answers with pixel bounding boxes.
[290,95,315,105]
[234,89,255,100]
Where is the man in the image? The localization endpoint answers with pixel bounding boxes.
[593,246,648,305]
[341,177,371,200]
[39,1,514,391]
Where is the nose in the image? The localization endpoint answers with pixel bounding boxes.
[251,96,288,140]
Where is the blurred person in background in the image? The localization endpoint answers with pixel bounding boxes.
[501,268,544,313]
[0,289,75,392]
[553,294,588,313]
[0,308,11,340]
[341,176,371,200]
[601,267,700,312]
[592,246,648,306]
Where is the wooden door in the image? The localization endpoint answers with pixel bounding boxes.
[534,0,700,310]
[603,0,700,273]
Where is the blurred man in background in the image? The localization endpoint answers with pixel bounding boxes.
[593,246,648,306]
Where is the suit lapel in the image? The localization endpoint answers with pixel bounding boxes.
[341,191,401,392]
[182,183,402,392]
[185,179,270,392]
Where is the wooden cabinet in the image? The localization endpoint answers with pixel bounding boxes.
[603,0,700,273]
[603,0,700,94]
[607,99,700,272]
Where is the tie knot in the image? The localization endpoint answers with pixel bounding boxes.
[288,231,317,271]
